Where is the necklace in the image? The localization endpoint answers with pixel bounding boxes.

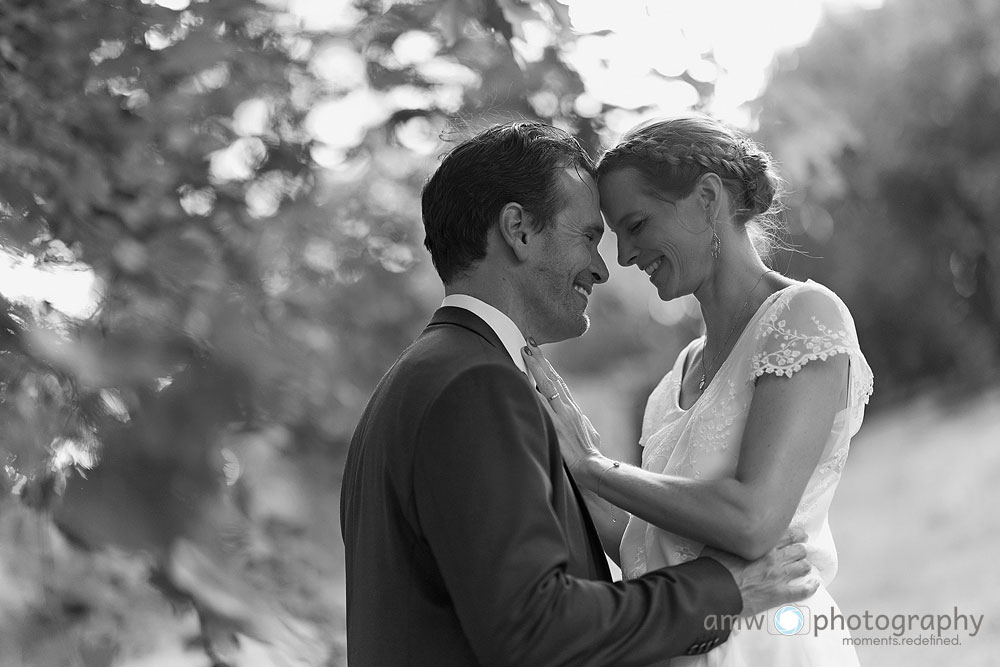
[699,269,774,392]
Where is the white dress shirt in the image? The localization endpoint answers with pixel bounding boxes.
[441,293,530,376]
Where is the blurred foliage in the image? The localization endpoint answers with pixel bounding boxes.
[756,0,1000,404]
[0,0,708,664]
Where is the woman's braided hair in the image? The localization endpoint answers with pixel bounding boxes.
[597,116,786,256]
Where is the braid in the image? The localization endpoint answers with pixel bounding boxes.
[599,127,777,219]
[608,139,756,189]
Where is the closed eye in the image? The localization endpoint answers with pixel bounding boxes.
[630,218,646,234]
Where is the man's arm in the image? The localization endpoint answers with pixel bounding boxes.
[412,364,742,667]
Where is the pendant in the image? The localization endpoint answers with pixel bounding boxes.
[698,374,706,391]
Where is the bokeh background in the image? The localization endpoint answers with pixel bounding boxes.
[1,0,998,665]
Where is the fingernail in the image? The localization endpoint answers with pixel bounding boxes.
[523,345,532,356]
[528,337,537,347]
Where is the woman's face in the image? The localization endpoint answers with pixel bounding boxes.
[598,167,713,302]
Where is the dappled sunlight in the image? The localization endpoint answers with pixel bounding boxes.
[208,137,268,183]
[310,40,366,89]
[392,30,440,66]
[146,0,191,10]
[305,90,389,150]
[232,98,272,137]
[0,250,100,319]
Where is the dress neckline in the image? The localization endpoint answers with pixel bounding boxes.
[674,280,807,412]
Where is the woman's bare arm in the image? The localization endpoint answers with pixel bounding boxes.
[525,345,848,560]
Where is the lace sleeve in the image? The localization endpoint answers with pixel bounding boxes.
[750,284,874,432]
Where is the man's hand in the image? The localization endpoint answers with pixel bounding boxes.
[702,528,818,617]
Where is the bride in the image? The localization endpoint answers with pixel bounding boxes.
[524,116,872,666]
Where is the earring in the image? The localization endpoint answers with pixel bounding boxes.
[706,209,721,260]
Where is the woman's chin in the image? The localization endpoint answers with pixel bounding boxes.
[653,277,674,301]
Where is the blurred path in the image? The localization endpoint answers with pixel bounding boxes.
[831,390,1000,666]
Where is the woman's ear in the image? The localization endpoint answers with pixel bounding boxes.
[498,202,533,261]
[695,172,725,222]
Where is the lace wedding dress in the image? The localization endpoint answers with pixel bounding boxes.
[620,281,873,666]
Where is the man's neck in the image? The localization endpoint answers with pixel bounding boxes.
[445,274,529,337]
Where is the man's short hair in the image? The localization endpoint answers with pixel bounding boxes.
[421,121,596,284]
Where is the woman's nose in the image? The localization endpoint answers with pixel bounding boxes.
[617,238,638,267]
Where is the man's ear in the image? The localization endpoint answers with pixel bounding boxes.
[497,202,533,262]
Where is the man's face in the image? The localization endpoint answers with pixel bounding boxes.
[521,169,609,344]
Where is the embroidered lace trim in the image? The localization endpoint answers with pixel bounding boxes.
[751,303,874,411]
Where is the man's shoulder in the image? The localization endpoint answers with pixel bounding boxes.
[359,320,521,416]
[400,319,518,380]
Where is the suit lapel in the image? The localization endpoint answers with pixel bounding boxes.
[426,306,612,579]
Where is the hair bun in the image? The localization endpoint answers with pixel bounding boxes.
[742,153,776,216]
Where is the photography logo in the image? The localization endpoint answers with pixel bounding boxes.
[769,604,810,636]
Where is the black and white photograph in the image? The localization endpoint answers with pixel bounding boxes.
[1,0,997,665]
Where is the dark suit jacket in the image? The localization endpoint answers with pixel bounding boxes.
[340,306,742,666]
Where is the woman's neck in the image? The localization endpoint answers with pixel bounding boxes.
[696,238,775,351]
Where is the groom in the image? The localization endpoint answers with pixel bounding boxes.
[341,122,815,666]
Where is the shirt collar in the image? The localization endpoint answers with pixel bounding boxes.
[441,294,528,374]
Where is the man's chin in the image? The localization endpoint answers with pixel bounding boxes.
[542,315,589,344]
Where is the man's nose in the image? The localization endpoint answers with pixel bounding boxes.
[590,248,609,285]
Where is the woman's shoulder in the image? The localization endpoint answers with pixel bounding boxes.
[761,278,855,326]
[749,278,868,379]
[751,277,874,425]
